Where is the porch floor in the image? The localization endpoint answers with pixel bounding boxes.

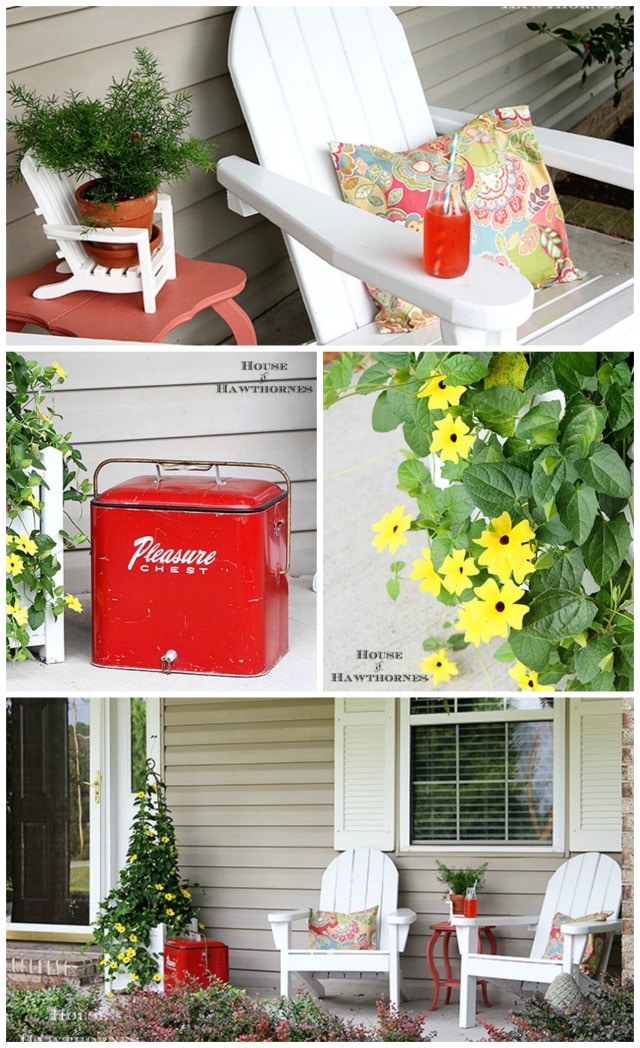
[6,574,317,694]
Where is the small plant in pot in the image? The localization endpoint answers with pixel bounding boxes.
[436,860,488,915]
[7,47,216,267]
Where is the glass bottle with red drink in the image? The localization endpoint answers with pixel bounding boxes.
[423,162,470,278]
[464,884,478,917]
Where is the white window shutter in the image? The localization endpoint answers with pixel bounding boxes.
[569,698,622,851]
[334,698,396,850]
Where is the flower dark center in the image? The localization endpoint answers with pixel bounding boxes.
[459,567,464,573]
[450,434,458,443]
[499,536,510,545]
[495,601,506,613]
[438,380,446,390]
[392,525,398,533]
[527,679,535,688]
[436,662,442,668]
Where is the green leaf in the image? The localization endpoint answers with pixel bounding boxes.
[524,589,597,640]
[524,354,557,395]
[440,353,490,385]
[356,361,393,394]
[397,458,429,493]
[492,640,515,663]
[604,383,634,431]
[558,395,606,458]
[555,483,598,545]
[468,386,528,438]
[372,352,412,369]
[515,399,562,445]
[531,448,571,505]
[386,577,400,601]
[430,534,454,570]
[509,630,552,672]
[577,443,632,499]
[582,513,632,586]
[535,518,574,546]
[403,419,433,457]
[574,635,614,684]
[414,352,443,378]
[371,390,401,432]
[461,461,532,517]
[440,485,476,526]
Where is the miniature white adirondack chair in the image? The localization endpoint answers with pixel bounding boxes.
[268,848,416,1007]
[216,5,633,346]
[20,153,177,314]
[453,852,622,1029]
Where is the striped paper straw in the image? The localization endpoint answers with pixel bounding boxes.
[443,133,459,215]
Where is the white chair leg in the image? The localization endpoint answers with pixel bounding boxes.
[441,320,518,345]
[459,955,478,1029]
[389,961,400,1009]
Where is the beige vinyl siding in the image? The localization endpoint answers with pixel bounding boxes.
[163,697,336,990]
[7,7,629,342]
[27,349,317,588]
[163,696,621,995]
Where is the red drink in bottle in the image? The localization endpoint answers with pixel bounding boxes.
[423,160,470,278]
[463,895,478,917]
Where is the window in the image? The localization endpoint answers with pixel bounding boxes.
[402,697,564,852]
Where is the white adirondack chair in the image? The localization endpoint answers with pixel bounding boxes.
[20,153,177,314]
[268,848,416,1007]
[452,852,622,1029]
[216,5,634,346]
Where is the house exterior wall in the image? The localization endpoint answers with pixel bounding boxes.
[25,350,317,587]
[6,6,630,341]
[621,697,633,982]
[163,696,622,995]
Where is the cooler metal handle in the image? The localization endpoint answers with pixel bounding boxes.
[93,457,292,573]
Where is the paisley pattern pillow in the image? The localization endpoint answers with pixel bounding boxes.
[308,905,378,950]
[542,910,613,976]
[330,106,581,333]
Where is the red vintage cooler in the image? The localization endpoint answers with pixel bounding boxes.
[91,458,289,674]
[164,938,229,990]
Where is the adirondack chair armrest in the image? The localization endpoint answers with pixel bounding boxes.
[42,223,151,245]
[268,909,310,952]
[268,909,309,925]
[386,908,417,926]
[217,154,534,343]
[430,105,633,190]
[560,918,622,936]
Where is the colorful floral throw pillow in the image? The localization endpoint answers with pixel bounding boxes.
[330,106,581,333]
[542,910,613,976]
[308,905,378,950]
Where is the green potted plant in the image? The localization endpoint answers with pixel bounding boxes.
[7,47,216,266]
[324,351,633,692]
[436,860,488,914]
[6,353,91,661]
[92,759,201,993]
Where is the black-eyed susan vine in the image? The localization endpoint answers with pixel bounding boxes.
[324,351,633,692]
[6,353,91,659]
[93,760,201,992]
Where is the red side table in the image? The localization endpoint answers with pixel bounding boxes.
[426,920,497,1011]
[6,254,256,344]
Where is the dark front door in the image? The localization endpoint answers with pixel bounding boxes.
[9,698,82,924]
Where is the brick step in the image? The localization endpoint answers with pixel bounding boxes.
[6,943,102,989]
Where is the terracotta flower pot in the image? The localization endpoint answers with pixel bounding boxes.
[449,893,465,915]
[75,181,158,269]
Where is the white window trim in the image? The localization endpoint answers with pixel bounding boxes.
[398,697,566,855]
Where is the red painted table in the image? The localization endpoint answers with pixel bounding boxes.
[426,921,497,1011]
[6,254,256,344]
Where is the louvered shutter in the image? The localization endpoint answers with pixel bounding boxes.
[334,698,396,850]
[569,697,622,851]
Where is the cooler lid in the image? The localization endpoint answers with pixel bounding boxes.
[93,475,286,513]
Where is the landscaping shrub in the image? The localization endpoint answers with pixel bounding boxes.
[6,981,107,1042]
[482,979,634,1042]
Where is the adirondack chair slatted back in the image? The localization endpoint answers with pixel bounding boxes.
[318,849,399,952]
[21,154,92,271]
[228,5,436,344]
[531,853,622,961]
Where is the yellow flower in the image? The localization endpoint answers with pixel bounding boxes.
[180,888,191,899]
[152,973,162,983]
[164,893,176,901]
[371,505,412,555]
[146,829,155,837]
[508,661,554,693]
[129,934,138,943]
[166,908,175,917]
[64,593,83,613]
[430,415,475,463]
[161,836,170,843]
[114,922,126,934]
[138,791,146,799]
[419,648,459,685]
[155,884,165,891]
[14,534,38,556]
[6,600,29,626]
[110,961,118,970]
[475,512,536,583]
[27,492,41,510]
[439,548,480,596]
[456,578,529,647]
[6,534,16,545]
[130,973,139,982]
[117,951,126,961]
[51,361,67,380]
[106,992,114,998]
[417,372,466,410]
[130,854,137,862]
[6,552,24,577]
[409,548,441,596]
